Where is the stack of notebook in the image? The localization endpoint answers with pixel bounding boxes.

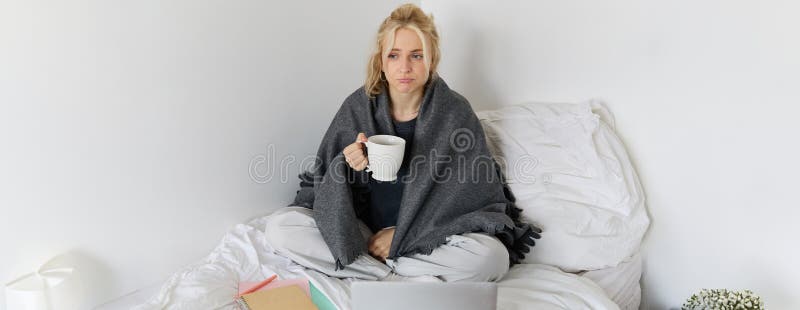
[235,277,336,310]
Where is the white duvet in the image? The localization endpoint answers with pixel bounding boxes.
[132,212,619,310]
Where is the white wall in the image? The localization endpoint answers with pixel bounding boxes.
[422,0,799,309]
[0,0,413,307]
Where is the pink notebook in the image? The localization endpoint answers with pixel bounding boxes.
[238,278,311,296]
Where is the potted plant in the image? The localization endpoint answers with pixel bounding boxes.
[682,289,765,310]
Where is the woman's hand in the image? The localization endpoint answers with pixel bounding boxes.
[343,133,369,171]
[368,227,395,262]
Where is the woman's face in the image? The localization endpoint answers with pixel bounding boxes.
[382,28,430,96]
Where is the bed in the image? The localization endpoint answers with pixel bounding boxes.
[97,100,649,310]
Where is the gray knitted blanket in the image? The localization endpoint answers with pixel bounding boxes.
[291,77,541,270]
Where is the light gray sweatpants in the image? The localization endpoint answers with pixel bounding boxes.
[264,207,509,282]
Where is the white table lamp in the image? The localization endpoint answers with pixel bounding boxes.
[5,255,86,310]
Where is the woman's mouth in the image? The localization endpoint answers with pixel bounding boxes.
[398,78,414,84]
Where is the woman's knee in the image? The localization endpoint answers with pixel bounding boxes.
[264,207,318,250]
[455,233,510,282]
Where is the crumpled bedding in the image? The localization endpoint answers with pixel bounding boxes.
[132,211,619,310]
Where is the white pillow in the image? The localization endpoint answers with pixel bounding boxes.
[477,100,650,272]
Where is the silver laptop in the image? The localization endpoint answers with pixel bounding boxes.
[351,282,497,310]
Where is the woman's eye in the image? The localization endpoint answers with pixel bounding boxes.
[387,54,397,59]
[413,54,423,60]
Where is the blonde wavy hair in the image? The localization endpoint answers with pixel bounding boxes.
[365,4,441,98]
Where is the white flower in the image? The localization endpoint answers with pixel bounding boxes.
[682,289,764,310]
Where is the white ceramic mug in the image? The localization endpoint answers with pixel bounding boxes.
[360,135,406,181]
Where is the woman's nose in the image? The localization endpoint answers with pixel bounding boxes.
[399,58,412,73]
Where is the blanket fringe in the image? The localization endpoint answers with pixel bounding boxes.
[334,244,368,271]
[415,235,450,257]
[396,222,517,261]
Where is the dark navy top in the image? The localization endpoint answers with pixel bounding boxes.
[365,117,416,232]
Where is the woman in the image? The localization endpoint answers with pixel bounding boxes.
[268,4,540,283]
